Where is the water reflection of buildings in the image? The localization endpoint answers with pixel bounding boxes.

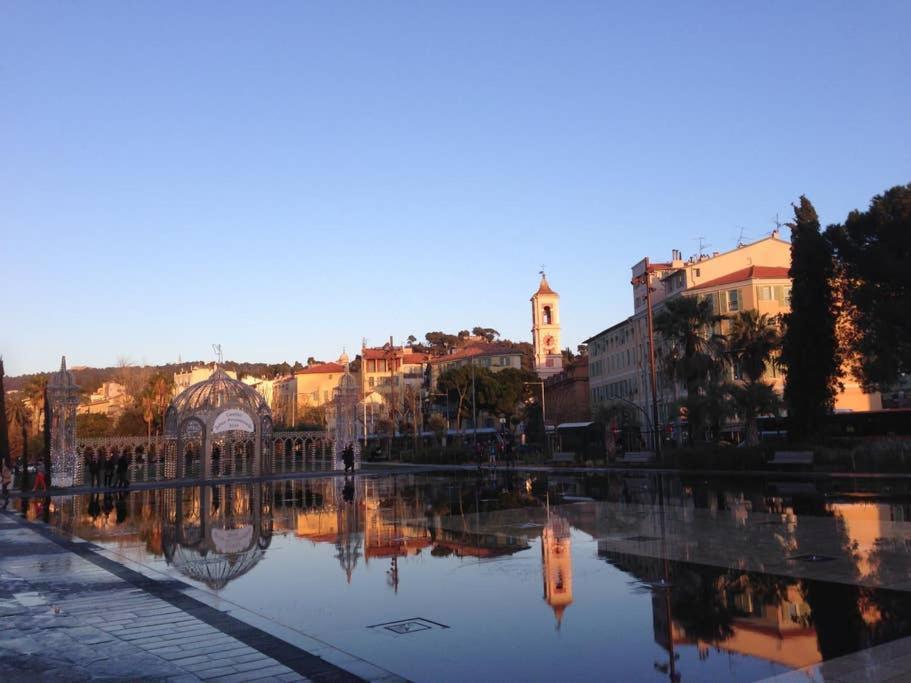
[604,549,823,672]
[542,510,573,628]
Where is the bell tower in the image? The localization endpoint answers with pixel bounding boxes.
[531,271,562,379]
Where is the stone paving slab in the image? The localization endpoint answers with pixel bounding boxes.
[0,511,378,682]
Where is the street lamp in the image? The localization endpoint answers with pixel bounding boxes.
[631,260,663,460]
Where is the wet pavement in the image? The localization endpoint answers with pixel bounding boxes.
[0,511,392,682]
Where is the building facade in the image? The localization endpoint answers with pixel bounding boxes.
[77,381,130,418]
[587,233,881,432]
[543,357,590,425]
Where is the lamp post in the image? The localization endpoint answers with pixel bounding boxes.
[524,381,546,453]
[631,260,662,461]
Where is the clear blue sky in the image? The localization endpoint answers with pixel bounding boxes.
[2,2,909,376]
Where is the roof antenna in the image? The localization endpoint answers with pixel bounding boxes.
[693,236,710,258]
[737,227,750,247]
[212,344,223,366]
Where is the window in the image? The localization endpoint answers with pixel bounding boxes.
[368,377,374,388]
[543,306,552,325]
[758,286,772,301]
[728,289,740,312]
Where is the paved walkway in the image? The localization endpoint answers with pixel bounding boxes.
[0,512,387,682]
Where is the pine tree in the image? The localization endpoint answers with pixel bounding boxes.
[826,183,911,388]
[0,357,9,467]
[780,196,841,440]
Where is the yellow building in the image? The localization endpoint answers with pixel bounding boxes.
[531,273,563,379]
[273,354,352,427]
[360,341,429,417]
[77,381,130,418]
[587,233,881,429]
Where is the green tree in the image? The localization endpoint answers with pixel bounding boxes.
[437,366,475,430]
[654,295,723,443]
[471,326,501,342]
[76,413,112,437]
[826,183,911,389]
[8,397,30,489]
[42,387,51,487]
[781,196,840,440]
[23,374,49,434]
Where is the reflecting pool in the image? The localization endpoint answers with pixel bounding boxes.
[27,470,911,682]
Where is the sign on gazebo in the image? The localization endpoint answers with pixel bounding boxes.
[213,408,255,434]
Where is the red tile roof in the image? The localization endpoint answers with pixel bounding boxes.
[688,265,790,291]
[294,362,346,375]
[361,347,429,364]
[430,343,520,364]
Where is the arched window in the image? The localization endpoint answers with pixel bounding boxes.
[543,306,552,325]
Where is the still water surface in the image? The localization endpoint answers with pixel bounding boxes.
[30,471,911,682]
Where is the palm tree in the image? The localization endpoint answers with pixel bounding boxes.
[654,296,725,443]
[725,310,782,445]
[8,397,31,489]
[23,374,49,435]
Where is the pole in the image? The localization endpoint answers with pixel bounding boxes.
[643,258,663,461]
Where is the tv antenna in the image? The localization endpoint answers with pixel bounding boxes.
[736,227,750,247]
[212,344,223,365]
[772,213,785,234]
[693,237,710,257]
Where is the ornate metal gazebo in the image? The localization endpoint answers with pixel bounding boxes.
[48,356,80,486]
[164,368,273,479]
[330,359,361,470]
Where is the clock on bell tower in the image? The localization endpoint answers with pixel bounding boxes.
[531,271,563,379]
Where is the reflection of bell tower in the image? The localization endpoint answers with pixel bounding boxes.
[531,272,562,379]
[542,510,573,628]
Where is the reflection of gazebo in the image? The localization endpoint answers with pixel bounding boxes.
[164,368,273,479]
[162,483,273,590]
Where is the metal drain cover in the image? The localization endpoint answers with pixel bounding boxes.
[369,618,449,635]
[789,554,835,563]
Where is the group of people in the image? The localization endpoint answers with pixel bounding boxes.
[473,436,516,468]
[87,451,130,489]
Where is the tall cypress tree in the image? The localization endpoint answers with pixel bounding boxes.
[780,196,841,440]
[0,357,9,467]
[43,388,52,488]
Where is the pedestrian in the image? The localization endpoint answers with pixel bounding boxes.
[103,452,115,488]
[89,453,101,488]
[343,444,354,474]
[33,464,47,492]
[1,461,12,510]
[116,451,130,488]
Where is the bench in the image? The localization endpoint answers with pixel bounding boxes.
[618,451,656,464]
[548,452,576,465]
[768,450,814,466]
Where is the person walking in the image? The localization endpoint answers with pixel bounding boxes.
[1,461,12,510]
[343,444,354,474]
[116,451,130,488]
[33,464,47,492]
[89,454,101,488]
[103,452,115,488]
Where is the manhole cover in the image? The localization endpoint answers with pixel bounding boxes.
[368,618,449,635]
[789,554,836,563]
[624,535,660,542]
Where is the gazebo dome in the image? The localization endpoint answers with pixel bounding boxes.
[171,368,268,417]
[168,531,268,590]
